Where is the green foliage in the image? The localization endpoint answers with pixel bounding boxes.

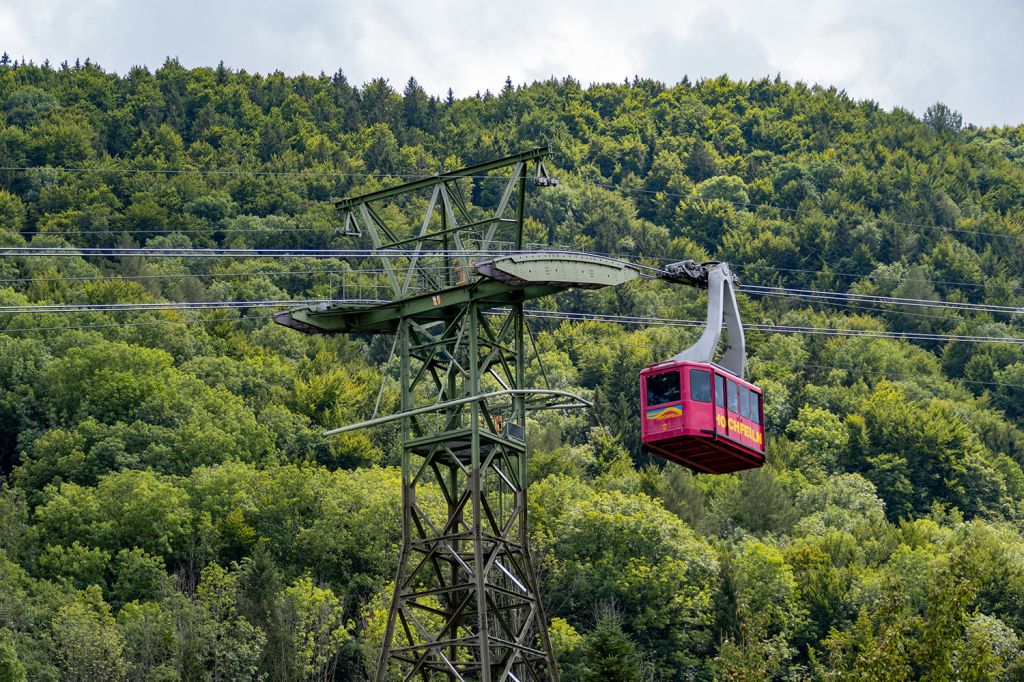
[37,542,108,590]
[183,565,262,680]
[0,191,25,233]
[572,614,643,682]
[109,548,169,607]
[35,469,192,559]
[51,586,127,682]
[794,473,886,536]
[923,102,963,136]
[533,477,717,675]
[0,629,26,682]
[715,466,799,535]
[785,406,848,474]
[116,601,175,681]
[0,61,1023,680]
[276,576,351,681]
[548,616,583,662]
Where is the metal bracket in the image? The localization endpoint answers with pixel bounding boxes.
[660,259,710,288]
[667,262,746,377]
[341,210,361,237]
[533,160,559,187]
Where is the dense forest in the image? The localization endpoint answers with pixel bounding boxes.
[1,55,1024,680]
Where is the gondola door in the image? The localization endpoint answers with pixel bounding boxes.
[713,372,728,441]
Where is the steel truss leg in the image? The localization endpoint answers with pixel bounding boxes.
[376,305,558,682]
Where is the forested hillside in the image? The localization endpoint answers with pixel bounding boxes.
[1,57,1024,680]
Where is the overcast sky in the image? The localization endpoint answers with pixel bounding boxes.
[1,0,1021,126]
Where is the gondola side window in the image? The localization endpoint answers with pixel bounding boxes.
[690,369,712,402]
[727,380,739,413]
[646,372,681,406]
[715,374,725,407]
[739,386,751,419]
[750,392,761,424]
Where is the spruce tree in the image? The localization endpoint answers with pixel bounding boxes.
[577,616,642,682]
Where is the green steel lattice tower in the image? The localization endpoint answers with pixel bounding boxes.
[276,149,640,681]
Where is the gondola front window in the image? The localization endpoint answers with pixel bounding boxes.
[646,372,681,406]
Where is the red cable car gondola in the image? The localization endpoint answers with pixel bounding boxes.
[641,262,766,474]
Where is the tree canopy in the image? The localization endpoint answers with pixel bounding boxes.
[0,57,1023,679]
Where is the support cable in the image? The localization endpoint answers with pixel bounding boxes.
[517,309,1024,345]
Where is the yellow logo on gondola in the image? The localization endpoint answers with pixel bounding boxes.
[646,405,683,420]
[716,414,764,445]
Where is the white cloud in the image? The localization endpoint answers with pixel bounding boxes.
[0,0,1020,125]
[634,8,776,84]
